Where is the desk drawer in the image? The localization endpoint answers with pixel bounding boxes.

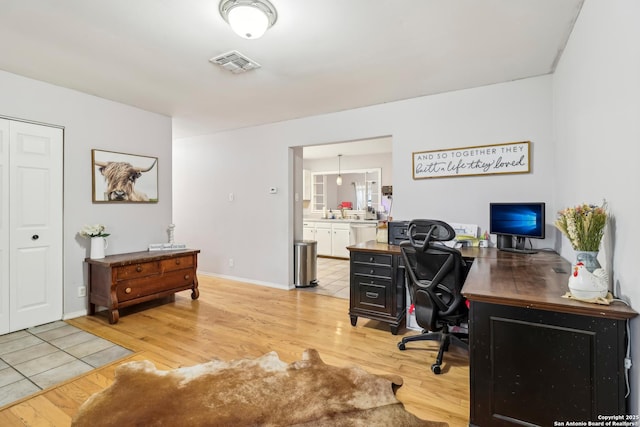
[352,263,392,278]
[353,277,392,315]
[351,252,392,266]
[117,269,195,302]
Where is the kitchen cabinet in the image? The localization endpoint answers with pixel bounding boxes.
[304,220,380,259]
[303,221,316,241]
[312,174,326,212]
[331,223,351,258]
[315,223,332,256]
[303,169,311,201]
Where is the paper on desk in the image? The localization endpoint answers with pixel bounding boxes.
[450,223,479,237]
[438,223,479,248]
[562,291,613,305]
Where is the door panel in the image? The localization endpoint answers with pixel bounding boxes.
[15,248,50,309]
[0,119,9,334]
[9,121,63,332]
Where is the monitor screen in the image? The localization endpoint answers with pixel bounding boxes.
[490,202,545,239]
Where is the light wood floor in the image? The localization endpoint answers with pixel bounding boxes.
[0,275,470,426]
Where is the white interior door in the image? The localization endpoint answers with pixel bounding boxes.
[8,120,63,332]
[0,120,9,334]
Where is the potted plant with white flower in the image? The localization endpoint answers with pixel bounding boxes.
[554,202,607,272]
[79,224,110,259]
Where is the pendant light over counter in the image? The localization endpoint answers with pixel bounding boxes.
[336,154,343,186]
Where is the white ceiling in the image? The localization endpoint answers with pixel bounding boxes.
[0,0,583,140]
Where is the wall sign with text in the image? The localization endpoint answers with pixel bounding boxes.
[412,141,530,179]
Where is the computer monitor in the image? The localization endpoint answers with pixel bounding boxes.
[489,202,545,254]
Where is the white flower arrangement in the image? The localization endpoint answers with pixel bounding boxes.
[79,224,110,238]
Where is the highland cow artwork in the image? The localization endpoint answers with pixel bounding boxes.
[92,149,158,203]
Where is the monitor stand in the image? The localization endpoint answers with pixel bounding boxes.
[497,235,538,254]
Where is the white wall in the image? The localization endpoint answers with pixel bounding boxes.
[390,78,555,241]
[553,0,640,412]
[0,70,173,318]
[173,75,555,288]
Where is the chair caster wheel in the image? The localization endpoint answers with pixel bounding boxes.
[398,342,406,351]
[431,364,442,374]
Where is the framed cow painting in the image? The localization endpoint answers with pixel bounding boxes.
[92,149,158,203]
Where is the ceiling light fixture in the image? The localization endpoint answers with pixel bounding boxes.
[219,0,278,40]
[336,154,343,186]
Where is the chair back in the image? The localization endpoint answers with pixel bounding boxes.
[400,220,468,331]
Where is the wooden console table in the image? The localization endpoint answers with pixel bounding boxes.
[86,249,200,324]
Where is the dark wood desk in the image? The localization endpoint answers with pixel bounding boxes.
[348,242,638,425]
[463,249,637,426]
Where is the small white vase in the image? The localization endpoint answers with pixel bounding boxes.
[90,236,108,259]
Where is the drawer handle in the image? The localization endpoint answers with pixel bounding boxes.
[369,257,374,262]
[136,265,143,272]
[176,259,181,265]
[32,234,39,240]
[366,292,379,299]
[370,269,375,274]
[184,274,190,280]
[125,287,132,294]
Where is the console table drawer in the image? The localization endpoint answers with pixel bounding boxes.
[116,255,194,281]
[116,261,161,280]
[117,269,195,302]
[160,255,194,272]
[351,252,392,266]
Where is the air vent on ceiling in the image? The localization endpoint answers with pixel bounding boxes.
[209,50,261,74]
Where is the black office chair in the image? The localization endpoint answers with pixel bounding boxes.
[398,219,470,374]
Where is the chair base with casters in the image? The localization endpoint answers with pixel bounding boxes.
[398,327,469,374]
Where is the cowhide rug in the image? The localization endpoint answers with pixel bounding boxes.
[72,348,446,427]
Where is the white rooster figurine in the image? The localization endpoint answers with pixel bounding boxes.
[568,261,609,299]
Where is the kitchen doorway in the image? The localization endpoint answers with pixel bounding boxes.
[294,136,393,293]
[301,136,393,223]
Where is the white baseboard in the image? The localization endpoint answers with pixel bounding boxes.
[197,270,292,291]
[63,310,88,320]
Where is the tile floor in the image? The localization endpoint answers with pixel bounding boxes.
[297,256,350,299]
[0,320,133,407]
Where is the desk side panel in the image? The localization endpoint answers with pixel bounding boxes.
[470,301,627,426]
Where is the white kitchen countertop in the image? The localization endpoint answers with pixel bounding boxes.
[304,218,378,224]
